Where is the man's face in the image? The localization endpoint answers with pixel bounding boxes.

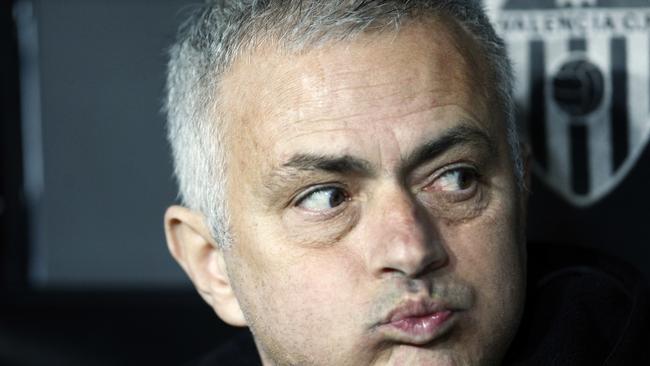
[219,19,526,366]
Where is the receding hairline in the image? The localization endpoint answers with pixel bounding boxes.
[215,8,495,87]
[216,14,500,143]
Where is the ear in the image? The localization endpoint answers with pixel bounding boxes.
[164,205,247,327]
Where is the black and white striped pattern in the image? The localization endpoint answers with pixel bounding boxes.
[491,3,650,206]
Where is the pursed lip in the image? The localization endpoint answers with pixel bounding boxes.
[375,298,459,345]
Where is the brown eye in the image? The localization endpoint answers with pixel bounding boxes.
[431,167,478,192]
[296,187,348,212]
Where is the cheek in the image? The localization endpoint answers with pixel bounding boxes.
[434,169,524,292]
[447,192,524,293]
[281,204,362,248]
[231,236,365,328]
[440,192,525,356]
[228,200,363,318]
[228,242,374,363]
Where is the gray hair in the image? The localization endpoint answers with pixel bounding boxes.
[164,0,521,248]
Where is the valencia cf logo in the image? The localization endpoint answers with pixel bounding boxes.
[486,0,650,206]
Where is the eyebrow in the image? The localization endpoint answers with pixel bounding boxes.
[281,153,374,176]
[270,124,495,183]
[261,154,373,204]
[400,124,496,174]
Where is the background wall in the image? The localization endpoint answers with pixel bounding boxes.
[486,0,650,282]
[2,5,233,366]
[17,0,192,288]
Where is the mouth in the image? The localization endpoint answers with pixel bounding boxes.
[376,299,459,345]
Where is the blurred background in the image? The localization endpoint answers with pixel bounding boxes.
[1,1,238,365]
[1,0,649,365]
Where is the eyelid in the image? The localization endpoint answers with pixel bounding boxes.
[419,162,479,190]
[292,182,348,207]
[290,185,353,222]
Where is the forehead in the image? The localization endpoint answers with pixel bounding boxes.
[220,17,497,168]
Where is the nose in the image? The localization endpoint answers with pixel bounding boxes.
[365,186,448,278]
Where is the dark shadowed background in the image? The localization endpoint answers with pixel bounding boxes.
[1,1,238,365]
[1,0,648,365]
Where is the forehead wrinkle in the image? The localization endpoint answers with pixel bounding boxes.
[325,80,408,100]
[286,42,442,113]
[281,126,358,145]
[284,89,445,133]
[285,79,429,124]
[313,43,405,80]
[240,26,486,150]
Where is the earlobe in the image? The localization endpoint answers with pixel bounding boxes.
[206,249,248,326]
[164,205,247,327]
